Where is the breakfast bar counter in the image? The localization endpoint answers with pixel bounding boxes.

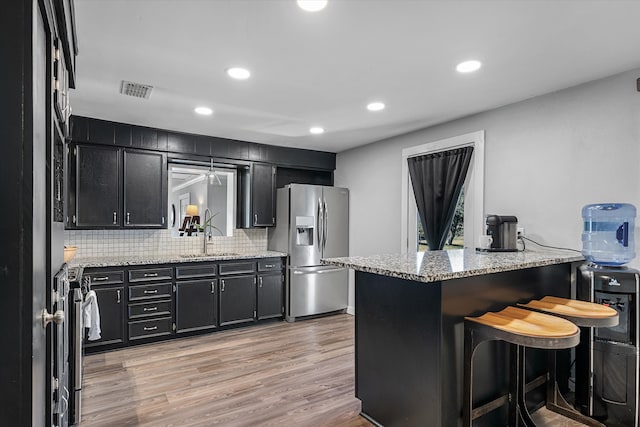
[322,248,584,427]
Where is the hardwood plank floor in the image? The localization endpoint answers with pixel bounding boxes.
[81,314,586,426]
[81,314,372,427]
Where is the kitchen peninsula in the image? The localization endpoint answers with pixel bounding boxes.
[322,248,584,427]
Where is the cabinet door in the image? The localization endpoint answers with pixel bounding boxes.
[75,144,121,227]
[251,163,275,227]
[219,276,256,326]
[175,279,217,332]
[84,286,125,347]
[257,273,284,320]
[123,149,167,227]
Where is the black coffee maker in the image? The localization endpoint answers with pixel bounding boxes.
[485,215,518,252]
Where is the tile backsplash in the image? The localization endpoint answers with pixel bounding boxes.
[65,228,268,259]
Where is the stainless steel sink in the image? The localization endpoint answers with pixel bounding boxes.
[179,253,240,258]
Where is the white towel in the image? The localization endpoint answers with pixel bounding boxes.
[82,290,102,341]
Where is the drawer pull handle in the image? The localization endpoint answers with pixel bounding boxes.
[143,289,159,295]
[93,277,108,282]
[143,307,158,312]
[143,273,158,278]
[264,264,274,268]
[143,326,158,331]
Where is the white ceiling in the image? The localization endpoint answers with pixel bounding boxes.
[71,0,640,153]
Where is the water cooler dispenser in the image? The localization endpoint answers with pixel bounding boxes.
[576,203,639,427]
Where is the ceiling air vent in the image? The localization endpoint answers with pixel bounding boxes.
[120,80,153,99]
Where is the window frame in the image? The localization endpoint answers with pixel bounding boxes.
[400,130,485,254]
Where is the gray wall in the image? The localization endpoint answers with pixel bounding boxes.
[335,68,640,311]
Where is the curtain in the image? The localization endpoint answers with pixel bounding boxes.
[408,146,474,250]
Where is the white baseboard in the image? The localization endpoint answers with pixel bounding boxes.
[346,305,355,316]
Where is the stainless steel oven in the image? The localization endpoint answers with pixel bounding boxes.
[67,267,84,426]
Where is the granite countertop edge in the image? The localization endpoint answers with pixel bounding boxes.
[70,251,288,268]
[321,249,584,284]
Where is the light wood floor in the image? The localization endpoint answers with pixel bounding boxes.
[81,314,372,427]
[81,314,586,427]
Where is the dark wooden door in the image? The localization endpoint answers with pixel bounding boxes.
[251,163,275,227]
[85,287,125,347]
[257,274,284,320]
[75,144,121,227]
[123,149,167,227]
[175,279,217,332]
[219,276,256,326]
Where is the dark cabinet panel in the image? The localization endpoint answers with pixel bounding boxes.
[86,118,115,145]
[123,150,167,227]
[249,144,270,162]
[176,279,217,332]
[167,132,194,154]
[128,317,172,340]
[251,163,276,227]
[194,135,211,156]
[74,144,121,227]
[211,138,250,160]
[257,273,284,320]
[219,276,256,326]
[85,286,125,347]
[276,167,333,188]
[128,282,172,301]
[114,123,131,146]
[131,126,158,150]
[70,116,88,142]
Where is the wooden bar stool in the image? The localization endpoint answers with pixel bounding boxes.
[518,296,619,427]
[464,306,580,427]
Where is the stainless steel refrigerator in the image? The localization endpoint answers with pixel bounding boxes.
[268,184,349,322]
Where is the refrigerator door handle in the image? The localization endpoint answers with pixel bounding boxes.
[317,198,323,252]
[292,267,345,275]
[323,199,328,250]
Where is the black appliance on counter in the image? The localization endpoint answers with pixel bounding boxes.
[576,264,639,427]
[484,214,518,252]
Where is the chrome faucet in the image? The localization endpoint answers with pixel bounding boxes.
[203,208,213,255]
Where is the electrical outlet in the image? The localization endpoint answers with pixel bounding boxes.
[517,226,525,237]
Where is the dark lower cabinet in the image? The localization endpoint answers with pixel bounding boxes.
[219,275,257,326]
[257,273,284,320]
[85,286,125,347]
[176,279,217,332]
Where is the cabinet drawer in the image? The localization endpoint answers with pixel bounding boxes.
[128,300,172,320]
[84,270,124,286]
[219,261,256,276]
[258,259,282,272]
[175,264,217,279]
[128,317,172,340]
[128,267,173,283]
[128,282,172,301]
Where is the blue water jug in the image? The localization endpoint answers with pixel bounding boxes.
[582,203,636,266]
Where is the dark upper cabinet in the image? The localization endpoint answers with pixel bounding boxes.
[87,118,115,145]
[175,279,217,333]
[219,276,257,326]
[123,150,167,227]
[70,144,167,229]
[167,132,194,154]
[251,163,276,227]
[73,144,121,228]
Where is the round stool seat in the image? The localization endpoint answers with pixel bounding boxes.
[518,296,618,328]
[465,306,580,349]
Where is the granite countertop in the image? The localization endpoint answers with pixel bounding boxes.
[70,250,287,268]
[321,248,584,284]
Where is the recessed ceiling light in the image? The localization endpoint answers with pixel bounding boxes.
[297,0,328,12]
[309,126,325,134]
[456,60,482,73]
[194,106,213,116]
[226,67,251,80]
[367,102,385,112]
